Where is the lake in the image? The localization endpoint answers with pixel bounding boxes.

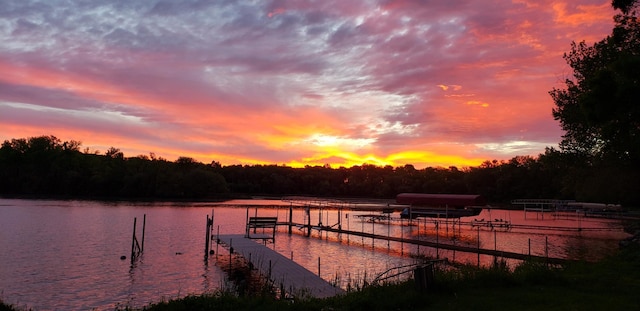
[0,198,629,310]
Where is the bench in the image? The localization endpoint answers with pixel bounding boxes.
[245,217,278,242]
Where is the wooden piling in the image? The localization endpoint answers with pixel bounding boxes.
[216,225,220,256]
[288,204,293,234]
[141,214,146,252]
[477,226,480,267]
[205,214,211,260]
[130,217,137,264]
[130,215,144,264]
[306,207,311,237]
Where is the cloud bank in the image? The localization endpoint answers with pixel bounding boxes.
[0,0,614,168]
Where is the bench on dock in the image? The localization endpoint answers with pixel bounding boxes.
[245,217,278,242]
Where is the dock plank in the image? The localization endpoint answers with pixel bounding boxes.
[217,234,345,298]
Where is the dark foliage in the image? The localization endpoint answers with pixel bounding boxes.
[613,0,638,14]
[0,136,229,199]
[550,22,640,165]
[548,2,640,206]
[1,135,637,205]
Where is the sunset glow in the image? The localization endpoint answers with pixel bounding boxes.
[0,0,615,168]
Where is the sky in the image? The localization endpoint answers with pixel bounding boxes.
[0,0,616,169]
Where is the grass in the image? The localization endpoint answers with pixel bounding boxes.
[3,244,639,311]
[425,246,640,311]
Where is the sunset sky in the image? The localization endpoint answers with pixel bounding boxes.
[0,0,615,169]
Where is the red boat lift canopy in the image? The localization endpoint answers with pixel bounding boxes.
[396,193,486,207]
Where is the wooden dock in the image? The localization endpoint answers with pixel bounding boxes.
[288,224,571,265]
[217,234,345,299]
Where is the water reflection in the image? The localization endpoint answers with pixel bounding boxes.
[0,199,630,310]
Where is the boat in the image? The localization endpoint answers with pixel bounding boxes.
[396,193,485,219]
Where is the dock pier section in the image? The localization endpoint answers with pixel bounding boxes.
[216,234,345,299]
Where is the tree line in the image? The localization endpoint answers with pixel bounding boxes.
[1,135,637,205]
[0,136,228,200]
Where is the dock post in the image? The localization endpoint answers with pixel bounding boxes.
[494,230,497,262]
[400,218,404,255]
[306,206,311,237]
[205,215,211,260]
[288,203,293,234]
[416,218,420,256]
[361,216,364,244]
[245,208,250,237]
[387,215,390,249]
[347,213,350,244]
[338,207,342,231]
[325,206,329,231]
[436,221,439,259]
[130,217,137,264]
[254,207,258,233]
[445,206,449,237]
[477,226,480,267]
[141,214,146,252]
[129,216,145,264]
[372,218,375,248]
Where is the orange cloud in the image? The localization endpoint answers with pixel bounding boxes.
[552,2,611,26]
[438,84,462,91]
[466,100,490,108]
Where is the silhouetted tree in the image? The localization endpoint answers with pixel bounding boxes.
[549,2,640,204]
[613,0,638,13]
[550,3,640,165]
[105,147,124,159]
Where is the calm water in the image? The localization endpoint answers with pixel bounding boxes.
[0,198,630,310]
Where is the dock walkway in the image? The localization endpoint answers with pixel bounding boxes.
[296,225,571,265]
[217,234,345,299]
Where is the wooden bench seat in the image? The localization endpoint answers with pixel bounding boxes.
[245,217,277,242]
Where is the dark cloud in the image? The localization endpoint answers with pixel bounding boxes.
[0,81,106,112]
